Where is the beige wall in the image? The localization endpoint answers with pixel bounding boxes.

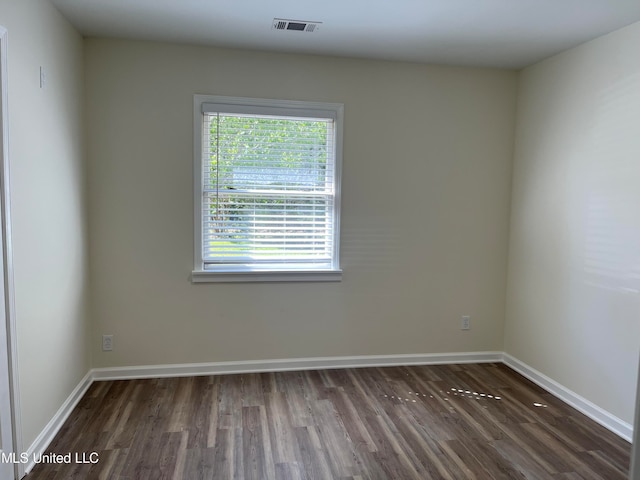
[85,39,517,368]
[0,0,89,448]
[505,21,640,424]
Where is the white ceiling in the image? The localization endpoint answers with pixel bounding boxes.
[50,0,640,69]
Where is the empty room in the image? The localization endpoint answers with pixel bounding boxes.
[0,0,639,478]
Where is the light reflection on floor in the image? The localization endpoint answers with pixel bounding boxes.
[448,387,501,400]
[381,387,548,409]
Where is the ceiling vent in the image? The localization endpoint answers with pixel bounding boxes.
[272,18,321,33]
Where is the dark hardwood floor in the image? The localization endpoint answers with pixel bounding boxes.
[26,363,630,479]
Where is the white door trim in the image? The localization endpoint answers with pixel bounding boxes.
[630,354,640,480]
[0,25,24,480]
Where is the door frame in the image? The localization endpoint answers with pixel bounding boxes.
[631,356,640,480]
[0,25,23,480]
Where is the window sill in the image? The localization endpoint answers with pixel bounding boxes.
[191,268,343,283]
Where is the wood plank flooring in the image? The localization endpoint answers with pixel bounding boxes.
[26,363,631,479]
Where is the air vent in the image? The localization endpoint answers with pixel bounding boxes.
[272,18,322,33]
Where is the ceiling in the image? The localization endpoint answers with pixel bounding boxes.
[50,0,640,69]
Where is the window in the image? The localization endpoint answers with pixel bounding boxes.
[192,95,343,282]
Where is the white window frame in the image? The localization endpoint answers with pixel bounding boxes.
[192,95,343,283]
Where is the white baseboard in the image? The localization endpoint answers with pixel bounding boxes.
[91,351,503,381]
[24,371,93,474]
[502,353,633,442]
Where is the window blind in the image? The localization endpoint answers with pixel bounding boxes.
[201,110,337,269]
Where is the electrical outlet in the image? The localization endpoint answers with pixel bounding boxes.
[461,316,471,330]
[102,334,113,351]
